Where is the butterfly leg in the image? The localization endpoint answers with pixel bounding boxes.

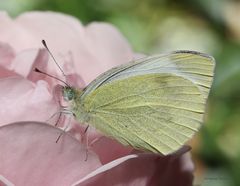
[84,133,89,161]
[83,125,90,134]
[55,109,74,143]
[81,125,104,161]
[80,124,90,161]
[79,124,101,161]
[54,112,62,127]
[55,107,74,126]
[45,100,69,126]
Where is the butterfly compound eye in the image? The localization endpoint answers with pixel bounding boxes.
[63,87,75,101]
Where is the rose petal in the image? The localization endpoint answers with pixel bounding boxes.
[73,153,193,186]
[67,123,132,164]
[0,11,135,84]
[0,43,18,79]
[0,175,15,186]
[65,73,85,88]
[0,77,57,125]
[180,152,194,172]
[74,154,138,185]
[0,42,15,66]
[26,49,50,83]
[67,122,102,142]
[91,137,133,164]
[0,122,102,186]
[0,65,19,79]
[81,22,134,82]
[0,11,32,51]
[9,49,39,77]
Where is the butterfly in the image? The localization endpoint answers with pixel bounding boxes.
[60,50,215,155]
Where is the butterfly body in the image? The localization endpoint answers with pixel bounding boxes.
[63,51,215,155]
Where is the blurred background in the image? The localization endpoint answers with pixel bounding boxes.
[1,0,240,185]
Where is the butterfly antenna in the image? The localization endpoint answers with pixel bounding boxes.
[34,68,69,87]
[42,40,66,77]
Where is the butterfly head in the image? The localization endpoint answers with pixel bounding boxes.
[62,86,76,101]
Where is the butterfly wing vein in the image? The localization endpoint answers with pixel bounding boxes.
[83,74,206,155]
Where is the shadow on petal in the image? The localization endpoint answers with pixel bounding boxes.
[74,150,194,186]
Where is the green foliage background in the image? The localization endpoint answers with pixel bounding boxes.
[1,0,240,185]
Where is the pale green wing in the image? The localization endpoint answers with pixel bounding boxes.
[82,51,215,99]
[82,74,207,155]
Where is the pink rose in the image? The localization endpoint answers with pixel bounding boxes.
[0,11,194,185]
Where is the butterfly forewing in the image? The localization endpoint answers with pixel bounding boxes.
[81,51,215,100]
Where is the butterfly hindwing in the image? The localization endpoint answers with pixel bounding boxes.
[82,73,205,155]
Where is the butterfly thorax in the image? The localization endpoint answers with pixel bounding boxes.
[62,86,90,123]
